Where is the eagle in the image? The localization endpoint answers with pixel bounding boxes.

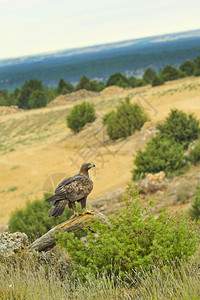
[45,163,95,218]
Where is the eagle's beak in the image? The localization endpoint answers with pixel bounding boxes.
[89,163,95,168]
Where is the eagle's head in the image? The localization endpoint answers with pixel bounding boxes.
[79,163,95,175]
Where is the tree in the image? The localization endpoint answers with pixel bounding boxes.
[143,68,157,84]
[67,102,96,133]
[179,60,194,76]
[152,75,164,87]
[90,80,105,92]
[18,79,44,109]
[28,90,47,109]
[23,79,43,91]
[76,76,91,90]
[160,65,180,81]
[17,87,33,109]
[194,56,200,76]
[106,72,130,88]
[57,78,74,94]
[128,76,137,88]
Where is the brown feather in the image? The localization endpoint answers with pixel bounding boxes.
[45,163,95,217]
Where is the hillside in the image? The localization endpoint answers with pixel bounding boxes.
[0,76,200,228]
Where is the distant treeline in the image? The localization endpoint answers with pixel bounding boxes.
[0,55,200,109]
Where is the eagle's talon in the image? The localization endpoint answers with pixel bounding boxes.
[83,210,94,215]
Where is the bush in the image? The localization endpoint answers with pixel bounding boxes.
[132,134,185,180]
[57,186,198,278]
[189,185,200,220]
[189,141,200,165]
[66,102,96,133]
[105,97,149,140]
[157,109,200,148]
[9,195,74,241]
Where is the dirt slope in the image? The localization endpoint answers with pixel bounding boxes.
[0,77,200,228]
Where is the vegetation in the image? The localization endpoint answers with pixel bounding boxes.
[189,185,200,220]
[132,109,200,179]
[132,134,185,180]
[104,97,148,140]
[66,101,96,133]
[1,55,200,109]
[57,186,198,279]
[9,196,74,241]
[157,109,199,148]
[160,65,180,81]
[189,141,200,164]
[142,67,156,84]
[1,253,200,300]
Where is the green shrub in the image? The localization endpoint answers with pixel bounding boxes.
[9,195,74,241]
[189,141,200,165]
[132,134,185,180]
[105,97,149,140]
[189,185,200,220]
[157,109,199,148]
[66,101,96,133]
[57,186,198,278]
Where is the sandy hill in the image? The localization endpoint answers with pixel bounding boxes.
[0,77,200,228]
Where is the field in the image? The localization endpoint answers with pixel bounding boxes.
[1,76,200,228]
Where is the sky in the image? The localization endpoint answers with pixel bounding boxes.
[1,0,200,60]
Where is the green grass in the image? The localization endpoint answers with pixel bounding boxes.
[7,186,18,192]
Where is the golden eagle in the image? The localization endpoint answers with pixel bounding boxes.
[45,163,95,218]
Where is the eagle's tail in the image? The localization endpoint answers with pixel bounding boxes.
[48,199,67,217]
[45,194,61,203]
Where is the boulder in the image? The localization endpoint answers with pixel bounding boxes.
[0,232,29,257]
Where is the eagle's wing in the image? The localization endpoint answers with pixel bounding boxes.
[55,174,93,202]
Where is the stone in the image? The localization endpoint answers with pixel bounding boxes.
[0,232,29,257]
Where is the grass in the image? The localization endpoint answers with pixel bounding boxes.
[7,186,18,192]
[0,253,200,300]
[0,109,69,153]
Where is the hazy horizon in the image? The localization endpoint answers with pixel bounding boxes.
[1,0,200,60]
[1,27,200,62]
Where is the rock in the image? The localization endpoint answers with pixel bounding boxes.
[0,106,23,116]
[135,171,166,194]
[0,232,29,257]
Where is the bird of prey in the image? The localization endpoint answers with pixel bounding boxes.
[45,163,95,218]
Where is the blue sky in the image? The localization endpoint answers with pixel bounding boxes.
[1,0,200,59]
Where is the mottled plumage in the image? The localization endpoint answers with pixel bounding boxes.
[45,163,95,217]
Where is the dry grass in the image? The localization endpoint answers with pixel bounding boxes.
[1,253,200,300]
[1,76,200,228]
